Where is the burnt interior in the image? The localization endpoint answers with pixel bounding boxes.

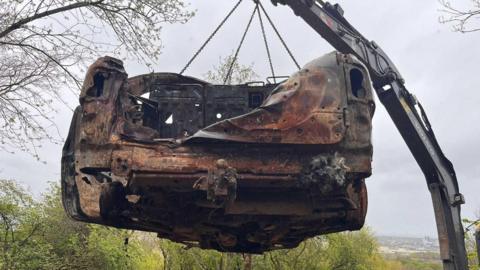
[132,81,278,138]
[349,68,365,98]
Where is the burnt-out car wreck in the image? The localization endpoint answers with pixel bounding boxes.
[61,52,375,253]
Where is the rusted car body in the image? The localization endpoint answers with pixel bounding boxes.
[61,52,375,253]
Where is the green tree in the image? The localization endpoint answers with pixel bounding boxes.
[204,53,259,85]
[323,229,385,270]
[152,228,393,270]
[464,218,480,269]
[0,179,163,270]
[250,229,389,270]
[0,179,53,270]
[0,178,410,269]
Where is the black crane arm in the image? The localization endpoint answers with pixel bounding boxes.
[271,0,468,269]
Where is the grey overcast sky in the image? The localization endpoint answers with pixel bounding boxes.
[0,0,479,238]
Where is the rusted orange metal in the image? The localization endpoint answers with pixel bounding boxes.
[62,52,375,253]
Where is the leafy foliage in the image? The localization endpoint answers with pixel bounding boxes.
[0,180,46,270]
[0,180,163,270]
[155,228,398,270]
[0,179,462,269]
[464,218,480,269]
[204,54,259,85]
[383,252,442,270]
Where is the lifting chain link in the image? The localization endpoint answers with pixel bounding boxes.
[180,0,300,83]
[257,5,276,83]
[257,1,301,70]
[180,0,244,75]
[224,4,259,84]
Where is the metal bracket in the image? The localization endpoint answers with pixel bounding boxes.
[193,159,238,204]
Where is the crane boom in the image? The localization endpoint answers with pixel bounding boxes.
[271,0,468,269]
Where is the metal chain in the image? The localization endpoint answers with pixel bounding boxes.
[224,4,259,84]
[257,5,276,83]
[258,1,301,70]
[180,0,244,75]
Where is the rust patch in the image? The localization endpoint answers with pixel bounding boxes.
[308,73,325,85]
[61,52,375,253]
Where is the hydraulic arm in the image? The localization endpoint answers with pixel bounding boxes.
[271,0,468,269]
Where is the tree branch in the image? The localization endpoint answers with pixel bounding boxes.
[0,1,104,39]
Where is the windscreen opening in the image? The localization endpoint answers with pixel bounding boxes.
[132,80,277,139]
[349,68,365,98]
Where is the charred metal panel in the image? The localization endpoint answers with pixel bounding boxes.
[61,52,375,253]
[149,83,204,138]
[203,84,275,127]
[146,81,276,138]
[188,53,348,145]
